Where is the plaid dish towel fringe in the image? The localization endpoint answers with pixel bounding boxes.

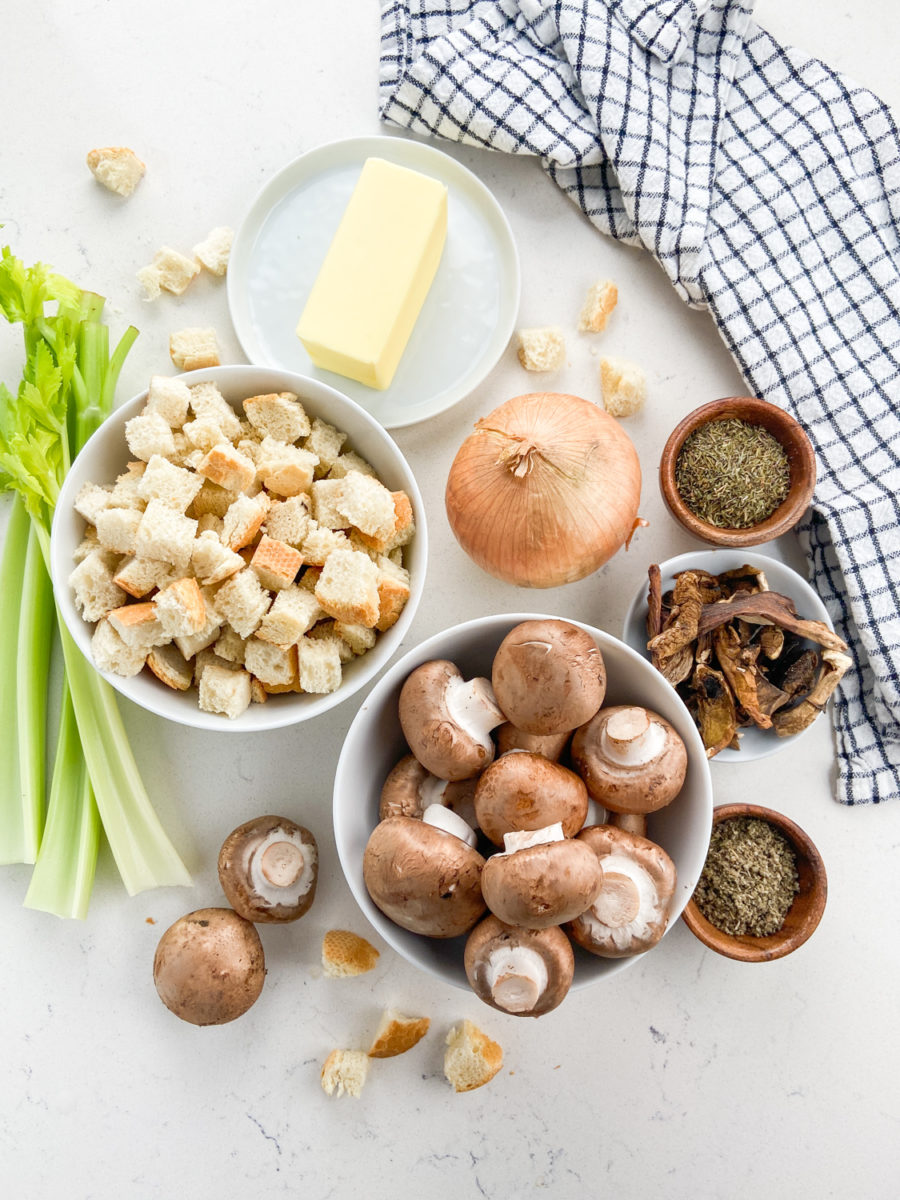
[379,0,900,804]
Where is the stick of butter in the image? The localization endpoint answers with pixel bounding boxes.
[297,157,448,391]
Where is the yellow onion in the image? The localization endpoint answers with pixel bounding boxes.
[445,392,644,588]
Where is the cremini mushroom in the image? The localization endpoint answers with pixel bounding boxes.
[153,907,265,1026]
[571,705,687,820]
[363,811,486,938]
[474,751,588,846]
[399,660,505,780]
[491,619,606,735]
[218,815,318,923]
[568,825,676,957]
[379,753,479,828]
[464,914,574,1017]
[495,722,571,761]
[480,824,604,929]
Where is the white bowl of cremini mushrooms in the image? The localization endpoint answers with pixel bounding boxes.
[333,613,713,1015]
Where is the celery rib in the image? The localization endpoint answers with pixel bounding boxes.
[0,496,32,863]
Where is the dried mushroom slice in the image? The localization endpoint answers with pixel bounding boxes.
[713,626,772,730]
[773,650,852,737]
[696,591,848,652]
[759,624,785,660]
[693,664,738,757]
[647,571,705,658]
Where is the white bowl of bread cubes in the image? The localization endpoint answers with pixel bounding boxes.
[51,364,426,731]
[333,613,713,1000]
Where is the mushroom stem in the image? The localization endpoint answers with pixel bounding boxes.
[260,841,306,888]
[610,812,647,837]
[591,872,642,926]
[422,803,477,848]
[485,946,549,1014]
[445,674,505,741]
[501,822,565,855]
[600,707,666,766]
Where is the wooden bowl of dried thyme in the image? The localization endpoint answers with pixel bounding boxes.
[659,397,816,547]
[682,803,827,962]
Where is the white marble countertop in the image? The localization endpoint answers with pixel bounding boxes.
[2,3,899,1197]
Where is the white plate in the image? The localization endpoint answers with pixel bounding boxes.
[227,135,520,429]
[622,550,835,763]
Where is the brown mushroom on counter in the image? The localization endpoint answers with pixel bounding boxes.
[153,907,265,1026]
[567,826,676,957]
[399,660,505,780]
[363,813,486,938]
[474,751,589,846]
[491,619,606,735]
[464,915,574,1017]
[379,753,479,828]
[571,705,687,818]
[495,722,571,761]
[480,824,604,929]
[218,816,318,923]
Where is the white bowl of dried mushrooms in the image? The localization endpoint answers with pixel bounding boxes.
[622,550,851,762]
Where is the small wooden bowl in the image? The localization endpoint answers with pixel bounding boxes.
[659,397,816,547]
[682,803,827,962]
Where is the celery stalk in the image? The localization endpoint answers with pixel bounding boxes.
[0,496,32,862]
[24,685,100,920]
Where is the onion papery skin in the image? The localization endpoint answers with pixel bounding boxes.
[445,393,643,588]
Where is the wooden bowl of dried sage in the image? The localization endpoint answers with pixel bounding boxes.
[658,397,816,547]
[681,803,827,962]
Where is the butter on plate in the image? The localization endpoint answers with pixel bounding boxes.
[296,157,448,391]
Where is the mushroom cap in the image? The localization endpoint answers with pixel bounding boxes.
[491,619,606,735]
[474,752,589,846]
[363,816,486,938]
[153,907,265,1026]
[571,705,688,814]
[379,754,432,820]
[495,722,571,761]
[218,815,318,923]
[464,915,574,1017]
[481,838,603,928]
[398,660,499,781]
[567,825,677,957]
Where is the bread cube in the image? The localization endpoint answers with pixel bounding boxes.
[375,565,411,632]
[221,491,271,551]
[256,436,317,497]
[296,637,343,694]
[311,479,349,530]
[333,621,377,656]
[86,146,145,197]
[146,642,193,691]
[301,522,350,566]
[353,490,415,555]
[263,495,311,547]
[307,620,353,663]
[196,442,256,493]
[244,639,298,692]
[192,227,234,276]
[154,577,207,638]
[173,608,223,659]
[134,500,198,573]
[250,535,302,591]
[243,391,311,443]
[255,585,322,646]
[214,568,272,638]
[213,625,248,664]
[199,663,252,719]
[191,530,244,586]
[91,617,147,677]
[144,375,192,428]
[516,326,566,372]
[125,412,177,461]
[73,526,101,565]
[187,381,242,441]
[137,455,204,512]
[95,507,143,555]
[327,451,376,480]
[303,417,346,477]
[314,549,380,627]
[69,549,126,622]
[334,471,396,541]
[578,279,618,332]
[170,327,220,372]
[110,461,148,509]
[599,356,646,418]
[137,247,200,300]
[189,479,236,520]
[112,556,176,599]
[107,602,168,651]
[74,482,114,526]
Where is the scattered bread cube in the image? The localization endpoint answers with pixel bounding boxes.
[244,638,298,692]
[304,417,347,476]
[69,549,126,622]
[113,556,176,599]
[137,454,204,512]
[188,382,242,441]
[599,355,647,418]
[333,621,377,656]
[86,146,145,197]
[250,535,302,591]
[334,472,396,541]
[320,1049,370,1099]
[146,642,193,691]
[214,568,272,638]
[221,491,271,551]
[321,930,380,978]
[327,451,376,480]
[95,507,142,555]
[353,491,415,556]
[144,375,192,428]
[255,586,322,646]
[213,625,248,664]
[578,279,618,332]
[296,636,342,694]
[91,617,147,676]
[198,662,252,719]
[301,522,350,566]
[243,391,310,443]
[174,607,223,660]
[125,412,178,462]
[170,327,220,372]
[107,602,167,652]
[375,563,411,633]
[154,577,207,638]
[516,326,565,371]
[443,1020,503,1093]
[189,478,236,519]
[192,226,234,276]
[134,500,198,573]
[137,247,201,300]
[190,530,244,587]
[368,1010,431,1059]
[74,482,114,527]
[314,548,380,627]
[196,442,256,493]
[256,436,317,498]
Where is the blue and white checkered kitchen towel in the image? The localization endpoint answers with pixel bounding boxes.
[379,0,900,804]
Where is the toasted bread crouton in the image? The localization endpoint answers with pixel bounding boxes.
[250,535,302,591]
[143,375,192,428]
[214,568,272,638]
[137,454,204,512]
[516,326,566,372]
[109,461,148,510]
[95,506,143,555]
[213,625,248,664]
[69,549,126,622]
[320,1049,370,1099]
[314,549,380,627]
[173,607,223,659]
[137,247,200,300]
[188,478,236,520]
[375,566,410,632]
[303,417,347,477]
[306,620,353,663]
[221,491,271,551]
[353,490,415,555]
[243,391,310,443]
[91,617,147,677]
[333,471,396,541]
[125,412,178,462]
[250,677,268,704]
[190,530,244,586]
[146,641,193,691]
[107,601,168,651]
[310,478,348,530]
[243,638,298,691]
[443,1021,503,1093]
[263,494,311,548]
[74,482,114,526]
[182,414,232,455]
[198,662,252,719]
[134,500,198,573]
[154,577,207,638]
[333,621,377,656]
[112,556,176,599]
[300,523,350,567]
[196,442,256,493]
[187,381,242,441]
[599,355,646,418]
[255,585,322,646]
[368,1010,430,1059]
[578,279,618,332]
[170,327,220,372]
[321,929,380,977]
[296,636,342,693]
[192,227,234,276]
[256,436,317,498]
[327,450,376,480]
[86,146,145,197]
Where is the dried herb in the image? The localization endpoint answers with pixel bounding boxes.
[693,817,799,936]
[675,418,790,528]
